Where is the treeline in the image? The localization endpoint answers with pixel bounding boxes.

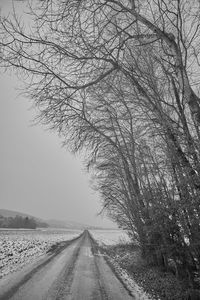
[1,0,200,295]
[0,215,48,229]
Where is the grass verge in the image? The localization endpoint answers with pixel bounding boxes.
[99,242,190,300]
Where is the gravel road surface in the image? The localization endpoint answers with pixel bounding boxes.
[0,230,134,300]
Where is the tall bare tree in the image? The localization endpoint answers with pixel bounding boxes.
[1,0,200,289]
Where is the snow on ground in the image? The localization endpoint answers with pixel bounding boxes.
[90,229,154,300]
[90,229,130,245]
[108,254,154,300]
[0,228,81,278]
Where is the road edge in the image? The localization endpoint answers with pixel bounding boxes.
[0,231,85,300]
[88,231,135,298]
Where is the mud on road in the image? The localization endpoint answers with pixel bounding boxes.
[0,230,134,300]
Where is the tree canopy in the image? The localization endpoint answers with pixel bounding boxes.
[1,0,200,290]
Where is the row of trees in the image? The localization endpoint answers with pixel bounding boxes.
[0,215,37,229]
[1,0,200,289]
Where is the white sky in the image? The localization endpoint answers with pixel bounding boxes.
[0,0,115,228]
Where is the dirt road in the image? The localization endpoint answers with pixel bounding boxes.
[0,230,134,300]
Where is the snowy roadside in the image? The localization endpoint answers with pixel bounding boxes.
[90,229,154,300]
[99,243,185,300]
[0,229,81,278]
[106,253,154,300]
[90,230,185,299]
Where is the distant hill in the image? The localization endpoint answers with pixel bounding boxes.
[0,209,100,230]
[46,219,99,230]
[0,209,48,228]
[0,209,35,219]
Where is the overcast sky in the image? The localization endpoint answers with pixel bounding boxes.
[0,0,115,227]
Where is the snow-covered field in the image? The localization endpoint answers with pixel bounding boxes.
[90,229,130,245]
[0,228,81,278]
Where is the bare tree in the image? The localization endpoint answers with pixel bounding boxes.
[1,0,200,289]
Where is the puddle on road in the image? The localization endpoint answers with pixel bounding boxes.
[83,246,93,258]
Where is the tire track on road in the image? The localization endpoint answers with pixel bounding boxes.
[0,232,84,300]
[46,233,85,300]
[0,230,135,300]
